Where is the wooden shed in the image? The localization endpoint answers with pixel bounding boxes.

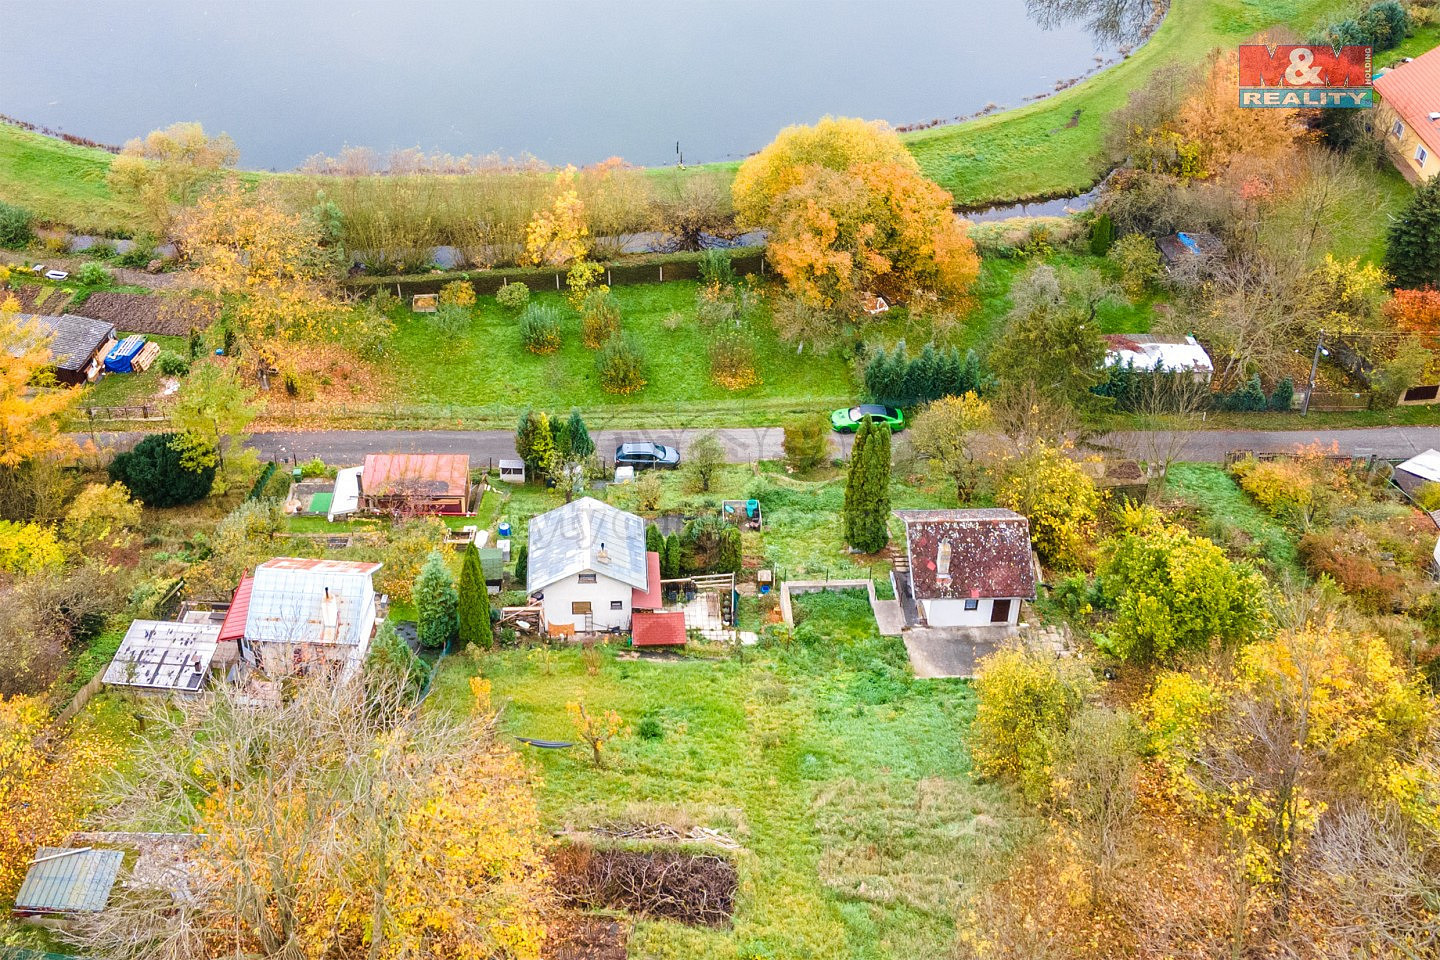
[360,453,472,515]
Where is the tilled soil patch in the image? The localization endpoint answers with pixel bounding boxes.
[6,283,73,316]
[74,292,218,336]
[550,843,737,928]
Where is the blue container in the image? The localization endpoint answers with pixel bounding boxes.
[498,521,512,539]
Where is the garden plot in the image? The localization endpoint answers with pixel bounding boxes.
[7,283,73,315]
[76,291,218,335]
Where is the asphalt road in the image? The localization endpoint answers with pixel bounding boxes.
[94,425,1440,466]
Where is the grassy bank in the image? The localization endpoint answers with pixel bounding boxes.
[0,0,1374,235]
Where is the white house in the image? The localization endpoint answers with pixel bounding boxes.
[895,508,1037,628]
[221,557,383,680]
[526,497,654,635]
[1103,333,1214,383]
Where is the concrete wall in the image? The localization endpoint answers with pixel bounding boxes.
[538,570,632,632]
[923,597,1020,628]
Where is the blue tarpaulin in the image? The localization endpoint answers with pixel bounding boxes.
[103,335,146,373]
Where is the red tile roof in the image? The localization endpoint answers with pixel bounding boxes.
[1375,46,1440,155]
[631,551,663,609]
[631,611,686,647]
[218,574,253,643]
[896,508,1037,601]
[361,454,471,498]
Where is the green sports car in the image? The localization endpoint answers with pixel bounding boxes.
[830,404,905,433]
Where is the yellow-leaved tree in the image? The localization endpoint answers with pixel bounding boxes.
[175,178,341,367]
[733,116,979,315]
[526,165,590,267]
[69,676,551,960]
[106,122,239,236]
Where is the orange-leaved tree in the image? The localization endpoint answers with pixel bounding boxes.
[734,116,979,315]
[0,296,78,472]
[106,121,239,236]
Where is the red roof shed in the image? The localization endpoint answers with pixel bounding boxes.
[630,551,663,610]
[631,610,686,647]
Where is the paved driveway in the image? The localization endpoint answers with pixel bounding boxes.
[901,626,1012,679]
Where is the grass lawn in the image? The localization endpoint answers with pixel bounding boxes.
[380,282,856,424]
[430,590,1026,959]
[79,332,188,408]
[1164,461,1304,581]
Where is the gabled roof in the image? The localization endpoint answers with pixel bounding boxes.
[14,847,123,914]
[526,497,648,593]
[218,574,254,643]
[245,558,382,647]
[896,508,1037,601]
[631,610,687,646]
[361,453,470,498]
[1103,333,1214,373]
[1375,46,1440,156]
[631,551,663,609]
[10,313,116,372]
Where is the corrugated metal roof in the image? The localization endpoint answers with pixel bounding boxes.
[217,574,253,643]
[361,453,470,498]
[245,558,381,647]
[631,551,663,609]
[1103,333,1213,373]
[14,847,123,914]
[896,508,1037,601]
[103,620,218,692]
[526,497,648,593]
[9,313,116,372]
[631,610,687,646]
[1375,46,1440,155]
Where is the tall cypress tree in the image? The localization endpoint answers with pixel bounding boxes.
[843,416,892,553]
[414,551,458,651]
[457,542,491,648]
[1385,177,1440,290]
[515,409,543,477]
[645,522,663,555]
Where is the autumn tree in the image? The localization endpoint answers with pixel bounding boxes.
[107,121,238,236]
[908,392,993,502]
[1054,705,1143,910]
[685,433,725,493]
[1096,506,1270,662]
[996,444,1101,570]
[175,179,341,365]
[167,360,263,494]
[782,413,831,473]
[69,679,551,960]
[61,482,143,550]
[988,265,1111,413]
[567,700,624,769]
[526,165,590,266]
[0,304,79,520]
[733,116,979,313]
[842,415,891,553]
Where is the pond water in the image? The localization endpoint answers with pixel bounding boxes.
[0,0,1152,170]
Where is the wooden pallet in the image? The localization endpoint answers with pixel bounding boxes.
[129,340,162,372]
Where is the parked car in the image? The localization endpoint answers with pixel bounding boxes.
[614,441,681,470]
[830,404,905,433]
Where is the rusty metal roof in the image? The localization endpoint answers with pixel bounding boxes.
[896,508,1036,601]
[361,453,470,498]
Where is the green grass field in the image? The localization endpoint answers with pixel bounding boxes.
[1164,461,1304,581]
[429,591,1027,959]
[381,282,856,421]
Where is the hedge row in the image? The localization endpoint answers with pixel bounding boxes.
[345,246,767,297]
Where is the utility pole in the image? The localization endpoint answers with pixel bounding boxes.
[1302,329,1325,416]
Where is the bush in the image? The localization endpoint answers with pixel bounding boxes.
[596,332,648,394]
[0,201,33,248]
[430,303,471,338]
[699,248,736,287]
[1268,376,1294,412]
[108,432,215,506]
[637,716,664,741]
[708,323,760,390]
[1216,374,1268,412]
[1414,482,1440,512]
[116,243,158,268]
[519,302,563,354]
[996,446,1101,570]
[0,520,65,574]
[495,281,531,310]
[680,515,742,574]
[156,350,191,377]
[1088,213,1115,256]
[437,278,476,308]
[1108,233,1162,298]
[782,413,830,473]
[580,289,622,348]
[77,262,112,286]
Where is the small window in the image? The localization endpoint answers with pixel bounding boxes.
[963,598,979,611]
[1392,120,1405,139]
[935,542,952,579]
[610,600,624,610]
[1418,145,1430,168]
[578,573,597,584]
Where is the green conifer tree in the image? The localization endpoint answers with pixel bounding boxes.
[457,542,492,648]
[1386,177,1440,290]
[843,416,892,552]
[414,551,458,651]
[566,410,595,458]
